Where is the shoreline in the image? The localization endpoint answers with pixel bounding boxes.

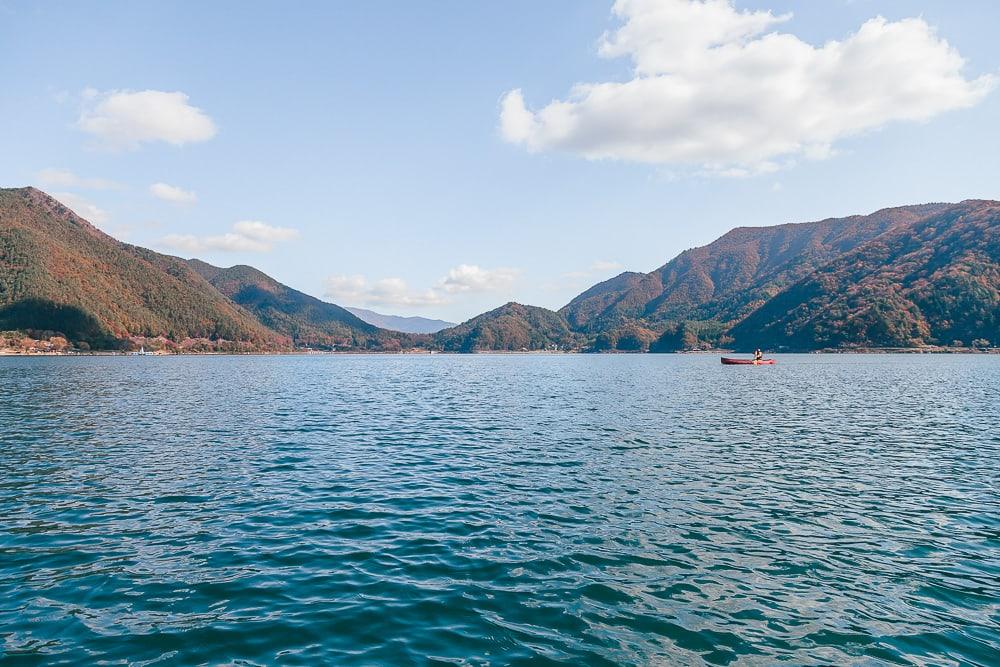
[2,348,997,357]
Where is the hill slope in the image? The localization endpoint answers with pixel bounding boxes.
[561,204,952,334]
[561,271,661,332]
[188,261,416,349]
[346,307,455,334]
[3,187,993,353]
[730,200,1000,349]
[0,187,284,348]
[434,302,582,352]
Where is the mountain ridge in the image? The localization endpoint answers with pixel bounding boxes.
[560,203,954,335]
[345,307,455,334]
[1,186,995,353]
[0,187,417,351]
[187,261,424,350]
[730,200,1000,349]
[434,302,582,352]
[0,187,286,349]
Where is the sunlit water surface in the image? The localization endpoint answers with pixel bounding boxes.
[1,354,997,665]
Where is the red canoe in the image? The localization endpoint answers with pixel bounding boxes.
[721,357,776,365]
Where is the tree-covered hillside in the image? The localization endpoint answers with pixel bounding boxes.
[0,187,285,348]
[189,261,422,350]
[434,302,583,352]
[730,201,1000,349]
[561,204,951,338]
[558,201,999,352]
[2,186,994,353]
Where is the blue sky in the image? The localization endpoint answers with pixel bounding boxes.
[2,1,998,322]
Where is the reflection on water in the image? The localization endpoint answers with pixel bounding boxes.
[1,354,998,664]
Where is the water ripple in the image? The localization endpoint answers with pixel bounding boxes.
[1,354,998,665]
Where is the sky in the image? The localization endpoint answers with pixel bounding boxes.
[1,0,998,322]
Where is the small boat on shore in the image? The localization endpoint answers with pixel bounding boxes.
[721,357,775,365]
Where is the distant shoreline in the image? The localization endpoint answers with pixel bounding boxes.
[2,348,997,357]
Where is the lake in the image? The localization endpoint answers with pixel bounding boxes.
[1,354,997,665]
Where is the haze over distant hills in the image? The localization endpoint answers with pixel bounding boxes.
[346,307,455,334]
[1,186,996,352]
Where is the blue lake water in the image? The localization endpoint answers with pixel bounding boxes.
[1,354,998,665]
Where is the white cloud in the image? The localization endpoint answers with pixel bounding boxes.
[160,233,268,253]
[78,89,217,149]
[37,168,120,190]
[158,221,299,254]
[325,275,446,308]
[159,233,263,253]
[51,192,110,226]
[324,275,368,302]
[439,264,519,294]
[325,264,519,308]
[232,220,299,243]
[150,182,197,204]
[501,0,995,172]
[699,161,782,179]
[597,0,791,74]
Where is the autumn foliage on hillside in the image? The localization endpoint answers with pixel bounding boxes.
[561,204,953,340]
[434,302,583,352]
[731,201,1000,349]
[188,261,421,350]
[559,201,997,351]
[1,186,996,353]
[0,188,286,349]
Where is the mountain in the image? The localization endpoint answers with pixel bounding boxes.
[0,187,285,349]
[3,185,994,353]
[561,271,662,332]
[434,302,582,352]
[730,200,1000,350]
[187,261,419,350]
[563,200,997,351]
[345,307,455,334]
[561,203,952,334]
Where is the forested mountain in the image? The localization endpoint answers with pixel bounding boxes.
[562,200,997,351]
[0,186,416,351]
[188,261,414,349]
[0,187,285,349]
[434,302,582,352]
[561,271,662,333]
[346,307,455,334]
[561,204,951,334]
[730,200,1000,349]
[1,186,995,353]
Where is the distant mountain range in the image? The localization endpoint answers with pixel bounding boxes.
[346,307,454,334]
[1,186,996,352]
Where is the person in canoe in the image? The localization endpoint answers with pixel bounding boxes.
[754,348,763,362]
